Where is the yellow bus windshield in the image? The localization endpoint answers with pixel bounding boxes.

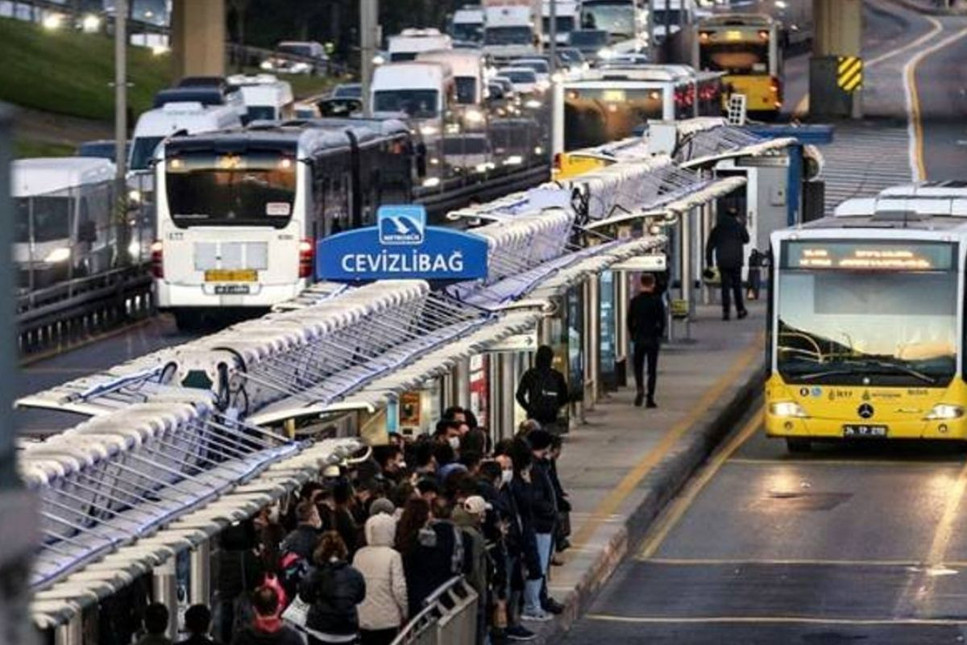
[776,241,958,387]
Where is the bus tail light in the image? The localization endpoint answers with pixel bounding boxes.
[299,239,314,279]
[553,152,562,171]
[758,30,769,41]
[770,76,782,96]
[150,241,163,279]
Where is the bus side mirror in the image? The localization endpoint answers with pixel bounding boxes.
[79,220,97,244]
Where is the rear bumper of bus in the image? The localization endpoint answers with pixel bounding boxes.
[154,279,307,309]
[765,414,967,441]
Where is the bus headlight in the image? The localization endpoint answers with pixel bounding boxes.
[597,47,615,60]
[44,247,71,264]
[769,401,808,418]
[925,404,964,420]
[420,125,439,137]
[464,109,485,124]
[525,99,543,109]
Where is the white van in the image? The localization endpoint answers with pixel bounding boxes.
[13,158,116,289]
[388,28,453,62]
[227,74,295,122]
[129,102,243,173]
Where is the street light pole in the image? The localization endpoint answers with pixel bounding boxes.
[115,0,129,265]
[549,0,557,74]
[360,0,379,117]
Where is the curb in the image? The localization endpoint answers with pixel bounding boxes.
[530,357,766,644]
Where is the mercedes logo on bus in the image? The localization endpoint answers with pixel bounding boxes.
[858,403,875,419]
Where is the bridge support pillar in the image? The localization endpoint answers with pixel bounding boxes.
[810,0,863,119]
[170,0,225,82]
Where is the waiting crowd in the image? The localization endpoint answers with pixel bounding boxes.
[133,405,573,645]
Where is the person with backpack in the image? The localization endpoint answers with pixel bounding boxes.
[395,498,466,617]
[515,346,569,434]
[299,531,367,645]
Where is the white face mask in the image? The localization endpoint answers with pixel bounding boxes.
[501,469,513,485]
[448,436,461,450]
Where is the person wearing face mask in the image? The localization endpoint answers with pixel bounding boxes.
[525,430,565,617]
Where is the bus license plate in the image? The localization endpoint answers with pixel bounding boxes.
[214,284,251,295]
[205,269,257,282]
[843,424,888,438]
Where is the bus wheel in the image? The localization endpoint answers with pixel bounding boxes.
[786,438,812,453]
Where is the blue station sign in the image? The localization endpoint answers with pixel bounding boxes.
[316,205,489,282]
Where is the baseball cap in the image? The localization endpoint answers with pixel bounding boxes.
[463,495,492,515]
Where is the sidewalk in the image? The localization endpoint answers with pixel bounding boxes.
[527,302,766,643]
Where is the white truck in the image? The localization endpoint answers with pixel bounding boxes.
[483,0,542,62]
[542,0,579,46]
[452,5,485,43]
[371,62,455,183]
[388,28,454,62]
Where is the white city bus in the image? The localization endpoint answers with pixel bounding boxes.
[152,121,414,328]
[552,65,722,155]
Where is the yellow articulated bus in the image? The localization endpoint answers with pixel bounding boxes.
[552,65,722,179]
[766,191,967,452]
[694,14,782,118]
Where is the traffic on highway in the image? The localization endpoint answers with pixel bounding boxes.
[6,0,967,644]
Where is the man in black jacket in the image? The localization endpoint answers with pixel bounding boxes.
[627,273,665,408]
[705,207,751,321]
[516,346,569,434]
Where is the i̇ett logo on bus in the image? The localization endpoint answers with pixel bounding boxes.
[379,205,426,245]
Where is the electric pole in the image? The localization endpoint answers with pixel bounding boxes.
[360,0,379,117]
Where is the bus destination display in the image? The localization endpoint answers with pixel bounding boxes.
[784,241,955,271]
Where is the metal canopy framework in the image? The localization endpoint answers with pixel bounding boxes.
[22,391,299,592]
[31,438,364,630]
[22,117,777,632]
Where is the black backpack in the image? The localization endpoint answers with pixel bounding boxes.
[529,369,561,420]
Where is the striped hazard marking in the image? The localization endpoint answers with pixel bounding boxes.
[837,55,863,92]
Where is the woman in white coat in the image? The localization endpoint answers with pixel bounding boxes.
[352,512,408,645]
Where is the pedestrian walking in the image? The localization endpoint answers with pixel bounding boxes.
[627,273,665,408]
[299,532,367,645]
[705,206,750,321]
[515,345,569,434]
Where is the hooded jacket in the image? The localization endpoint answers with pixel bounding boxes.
[705,214,750,270]
[452,507,488,599]
[352,514,408,631]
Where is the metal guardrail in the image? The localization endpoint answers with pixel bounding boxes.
[17,265,153,354]
[392,577,479,645]
[418,162,551,221]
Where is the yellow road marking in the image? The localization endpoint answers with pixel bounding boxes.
[638,409,762,560]
[791,6,943,119]
[925,459,967,565]
[585,614,967,626]
[904,21,967,181]
[729,457,962,468]
[645,557,919,567]
[570,339,762,550]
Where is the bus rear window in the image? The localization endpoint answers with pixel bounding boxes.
[564,87,663,151]
[166,150,297,228]
[700,43,769,75]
